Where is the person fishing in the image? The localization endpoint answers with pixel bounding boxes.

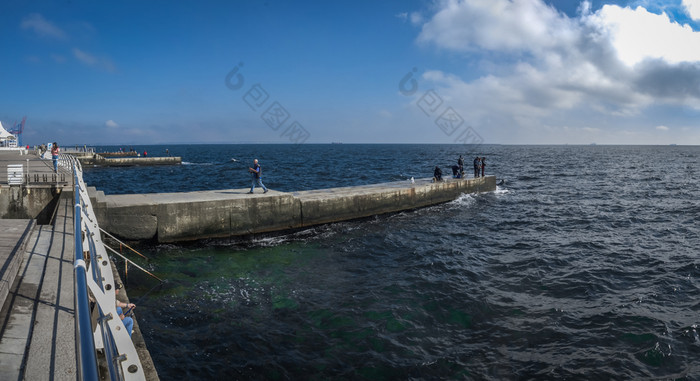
[248,158,268,194]
[433,166,443,182]
[115,282,135,337]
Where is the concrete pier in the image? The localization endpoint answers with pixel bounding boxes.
[94,176,496,243]
[0,150,68,221]
[77,155,181,167]
[0,150,160,380]
[0,193,78,379]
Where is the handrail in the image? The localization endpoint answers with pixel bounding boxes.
[74,186,99,380]
[69,154,147,381]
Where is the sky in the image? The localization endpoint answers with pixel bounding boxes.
[2,0,700,145]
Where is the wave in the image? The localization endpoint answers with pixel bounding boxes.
[182,161,215,166]
[449,193,476,207]
[494,185,510,195]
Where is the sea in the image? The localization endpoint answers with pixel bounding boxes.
[83,144,700,380]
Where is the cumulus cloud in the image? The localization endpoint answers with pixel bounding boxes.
[413,0,700,142]
[418,0,577,54]
[656,125,669,131]
[683,0,700,20]
[20,13,67,40]
[591,4,700,66]
[105,120,119,128]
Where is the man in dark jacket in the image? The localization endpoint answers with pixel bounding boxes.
[434,166,443,182]
[248,159,268,193]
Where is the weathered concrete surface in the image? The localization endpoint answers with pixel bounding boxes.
[100,189,301,242]
[0,186,62,221]
[0,192,161,380]
[97,176,496,243]
[0,193,76,381]
[0,150,68,221]
[295,176,495,227]
[0,219,34,315]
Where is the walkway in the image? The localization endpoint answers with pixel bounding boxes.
[0,193,77,380]
[0,149,70,186]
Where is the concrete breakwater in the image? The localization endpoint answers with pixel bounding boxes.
[77,154,181,166]
[92,176,496,243]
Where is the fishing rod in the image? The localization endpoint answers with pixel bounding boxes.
[123,281,165,316]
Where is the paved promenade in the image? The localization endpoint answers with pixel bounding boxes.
[0,150,159,380]
[0,149,70,186]
[0,193,76,380]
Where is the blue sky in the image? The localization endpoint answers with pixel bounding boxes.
[2,0,700,145]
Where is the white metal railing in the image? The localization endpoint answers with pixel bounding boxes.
[68,154,147,381]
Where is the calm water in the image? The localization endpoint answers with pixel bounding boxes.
[84,144,700,380]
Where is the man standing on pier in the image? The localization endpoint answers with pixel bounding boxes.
[248,159,268,194]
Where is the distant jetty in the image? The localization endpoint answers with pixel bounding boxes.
[99,151,138,158]
[76,153,181,167]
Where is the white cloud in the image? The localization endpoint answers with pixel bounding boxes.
[73,48,97,66]
[73,48,116,72]
[412,0,700,143]
[683,0,700,20]
[656,125,669,131]
[105,120,119,128]
[398,11,424,26]
[20,13,67,40]
[410,12,424,26]
[589,5,700,66]
[417,0,577,54]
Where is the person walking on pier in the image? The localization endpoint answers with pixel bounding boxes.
[473,156,480,178]
[51,142,60,172]
[481,157,486,177]
[248,159,268,194]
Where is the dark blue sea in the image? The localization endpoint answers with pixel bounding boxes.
[83,144,700,380]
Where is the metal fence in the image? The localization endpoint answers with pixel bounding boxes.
[66,154,147,381]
